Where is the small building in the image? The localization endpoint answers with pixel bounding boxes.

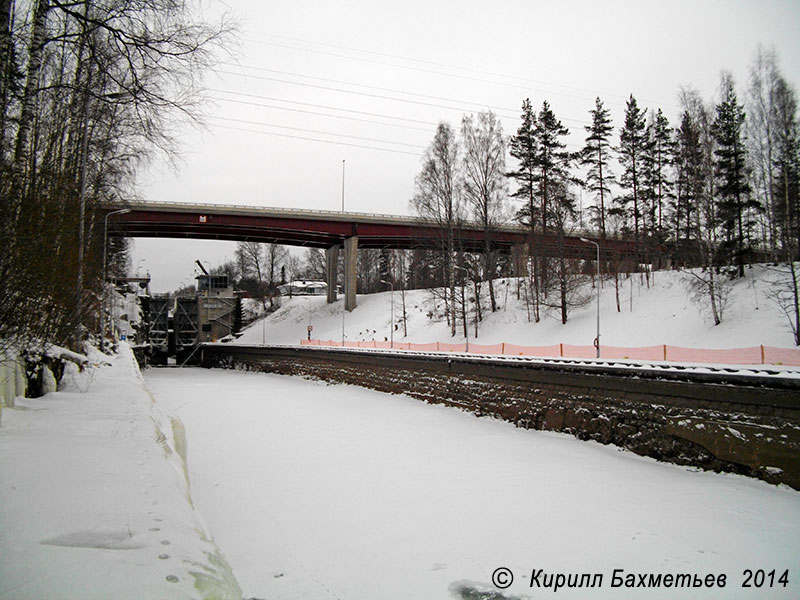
[194,274,236,343]
[195,274,234,297]
[278,280,328,296]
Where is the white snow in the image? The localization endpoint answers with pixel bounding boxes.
[3,264,800,598]
[0,344,241,600]
[147,367,800,600]
[235,265,797,351]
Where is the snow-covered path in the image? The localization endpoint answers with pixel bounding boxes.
[0,346,242,600]
[146,367,800,600]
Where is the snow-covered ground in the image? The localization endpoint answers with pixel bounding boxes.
[3,265,799,599]
[0,345,242,600]
[147,367,799,600]
[234,265,796,350]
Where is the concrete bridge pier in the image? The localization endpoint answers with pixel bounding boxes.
[325,245,339,303]
[344,236,358,311]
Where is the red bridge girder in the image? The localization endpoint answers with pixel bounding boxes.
[106,201,642,260]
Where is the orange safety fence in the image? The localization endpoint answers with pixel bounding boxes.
[664,345,761,365]
[600,345,665,361]
[298,339,800,366]
[503,343,562,357]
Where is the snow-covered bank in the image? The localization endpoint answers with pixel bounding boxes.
[147,367,800,600]
[0,344,241,600]
[235,265,797,351]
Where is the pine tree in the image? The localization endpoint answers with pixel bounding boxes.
[650,109,675,242]
[581,97,615,244]
[674,111,704,256]
[508,99,539,230]
[712,76,759,277]
[507,99,540,321]
[535,101,573,236]
[617,95,647,243]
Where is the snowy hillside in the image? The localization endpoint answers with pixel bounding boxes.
[235,265,797,350]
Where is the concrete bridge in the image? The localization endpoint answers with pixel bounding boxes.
[106,200,641,310]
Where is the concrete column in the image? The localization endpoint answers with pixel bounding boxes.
[344,236,358,311]
[325,245,339,303]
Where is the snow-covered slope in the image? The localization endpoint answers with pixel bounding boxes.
[235,265,796,350]
[0,344,242,600]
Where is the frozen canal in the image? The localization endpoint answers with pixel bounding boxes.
[145,368,800,599]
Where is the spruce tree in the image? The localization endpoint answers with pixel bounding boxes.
[581,97,615,243]
[712,76,758,277]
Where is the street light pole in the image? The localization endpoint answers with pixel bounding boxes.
[101,208,131,342]
[580,237,601,358]
[381,279,394,348]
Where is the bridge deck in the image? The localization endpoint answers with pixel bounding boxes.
[106,200,642,259]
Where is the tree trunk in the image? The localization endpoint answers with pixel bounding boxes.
[9,0,49,225]
[12,0,48,176]
[708,267,721,326]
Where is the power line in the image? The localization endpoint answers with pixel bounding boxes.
[209,89,583,151]
[222,62,529,119]
[244,37,636,110]
[218,64,591,132]
[209,123,422,157]
[209,89,437,130]
[219,69,524,121]
[210,115,426,149]
[245,31,681,112]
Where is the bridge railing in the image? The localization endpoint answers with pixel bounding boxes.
[299,339,800,367]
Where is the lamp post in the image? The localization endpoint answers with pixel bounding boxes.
[101,208,131,341]
[580,237,601,358]
[380,279,394,348]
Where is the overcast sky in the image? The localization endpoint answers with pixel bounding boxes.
[130,0,800,292]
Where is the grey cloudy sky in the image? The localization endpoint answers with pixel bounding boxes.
[130,0,800,292]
